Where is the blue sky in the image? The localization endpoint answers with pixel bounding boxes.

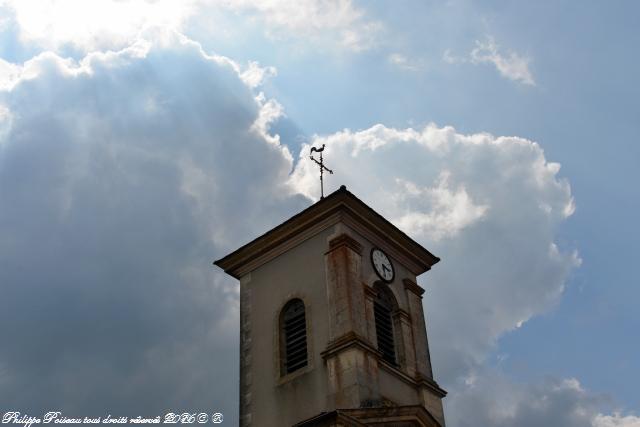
[0,1,637,426]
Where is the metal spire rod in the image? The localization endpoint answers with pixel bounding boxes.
[310,144,333,199]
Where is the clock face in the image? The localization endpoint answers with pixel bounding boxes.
[371,248,394,283]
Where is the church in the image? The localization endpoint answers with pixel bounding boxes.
[215,185,447,426]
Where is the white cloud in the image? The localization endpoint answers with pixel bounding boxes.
[444,37,535,86]
[594,414,640,427]
[0,57,21,90]
[288,122,640,426]
[2,0,192,51]
[446,371,640,427]
[443,48,463,65]
[240,60,277,88]
[219,0,382,51]
[388,53,422,71]
[290,123,579,381]
[1,0,380,53]
[393,173,489,241]
[471,37,535,85]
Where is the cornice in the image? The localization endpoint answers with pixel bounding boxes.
[327,233,363,255]
[392,308,412,323]
[214,186,440,279]
[294,410,367,427]
[321,332,448,400]
[378,360,447,399]
[341,212,427,275]
[342,406,443,427]
[416,373,448,398]
[230,211,341,279]
[363,283,377,299]
[403,278,426,297]
[321,331,381,360]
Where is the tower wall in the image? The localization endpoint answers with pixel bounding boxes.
[239,227,333,427]
[216,187,447,427]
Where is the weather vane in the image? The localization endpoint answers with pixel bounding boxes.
[310,144,333,199]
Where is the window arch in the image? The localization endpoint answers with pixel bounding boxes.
[280,298,308,375]
[373,283,397,365]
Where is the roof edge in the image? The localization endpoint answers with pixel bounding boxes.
[214,185,440,279]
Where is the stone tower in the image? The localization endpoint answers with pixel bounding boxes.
[214,186,446,426]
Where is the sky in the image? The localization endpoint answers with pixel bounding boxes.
[0,1,638,426]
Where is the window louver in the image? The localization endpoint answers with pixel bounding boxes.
[374,289,396,365]
[282,299,308,374]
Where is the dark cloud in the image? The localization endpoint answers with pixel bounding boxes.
[0,32,305,422]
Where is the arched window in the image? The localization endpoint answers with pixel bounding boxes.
[374,284,397,365]
[280,298,308,375]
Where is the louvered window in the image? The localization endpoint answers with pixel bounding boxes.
[374,287,396,365]
[281,299,308,375]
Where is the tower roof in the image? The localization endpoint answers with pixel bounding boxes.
[214,185,440,279]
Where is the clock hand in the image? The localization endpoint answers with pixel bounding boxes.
[382,264,390,274]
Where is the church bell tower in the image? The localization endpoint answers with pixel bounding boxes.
[214,186,447,426]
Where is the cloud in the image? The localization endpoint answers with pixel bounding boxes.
[393,173,489,241]
[240,60,277,88]
[388,53,423,71]
[290,123,579,381]
[471,37,535,85]
[0,57,21,89]
[593,414,640,427]
[0,30,306,421]
[448,371,640,427]
[0,0,381,53]
[289,123,640,426]
[219,0,382,52]
[1,0,193,52]
[443,48,462,65]
[0,17,631,427]
[447,371,607,427]
[444,37,535,86]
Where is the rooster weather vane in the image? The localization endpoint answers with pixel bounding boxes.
[309,144,333,199]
